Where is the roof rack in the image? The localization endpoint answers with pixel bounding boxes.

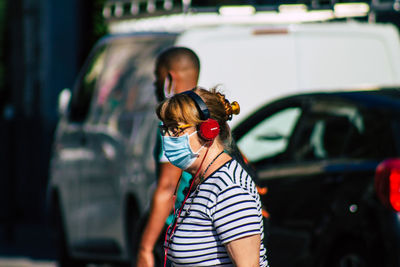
[103,0,187,20]
[104,0,400,33]
[103,0,400,21]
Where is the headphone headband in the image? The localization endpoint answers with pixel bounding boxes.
[181,90,210,120]
[180,89,219,141]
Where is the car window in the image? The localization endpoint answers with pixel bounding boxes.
[354,108,397,159]
[237,96,393,165]
[289,100,366,161]
[237,107,301,162]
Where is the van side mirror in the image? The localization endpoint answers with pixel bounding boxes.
[58,88,71,117]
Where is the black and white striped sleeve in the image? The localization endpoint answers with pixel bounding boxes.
[211,184,261,244]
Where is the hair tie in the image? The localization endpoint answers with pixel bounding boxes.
[216,92,240,121]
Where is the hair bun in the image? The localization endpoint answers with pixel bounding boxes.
[230,101,240,116]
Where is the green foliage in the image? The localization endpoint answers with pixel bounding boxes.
[92,0,108,44]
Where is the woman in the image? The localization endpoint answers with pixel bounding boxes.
[156,87,269,267]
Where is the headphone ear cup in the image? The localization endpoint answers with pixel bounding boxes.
[199,119,220,141]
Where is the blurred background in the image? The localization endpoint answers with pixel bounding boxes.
[0,0,107,263]
[0,0,399,265]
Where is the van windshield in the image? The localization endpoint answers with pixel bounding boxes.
[69,34,177,123]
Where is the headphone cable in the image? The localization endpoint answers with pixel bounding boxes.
[163,142,212,266]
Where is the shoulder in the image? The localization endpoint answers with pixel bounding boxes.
[203,159,255,194]
[203,159,237,190]
[197,159,259,205]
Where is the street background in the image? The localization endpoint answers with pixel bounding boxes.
[0,0,106,265]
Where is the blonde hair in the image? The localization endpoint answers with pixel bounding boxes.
[156,86,240,148]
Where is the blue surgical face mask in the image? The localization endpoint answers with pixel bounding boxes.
[162,131,204,170]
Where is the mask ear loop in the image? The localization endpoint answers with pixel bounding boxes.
[163,74,174,99]
[163,141,212,267]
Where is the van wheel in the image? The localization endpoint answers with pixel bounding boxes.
[52,194,86,267]
[327,241,371,267]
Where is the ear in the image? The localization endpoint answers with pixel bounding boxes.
[168,71,178,82]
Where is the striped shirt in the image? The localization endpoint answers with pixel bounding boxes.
[166,159,268,266]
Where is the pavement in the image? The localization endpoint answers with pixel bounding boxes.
[0,258,56,267]
[0,223,56,267]
[0,224,118,267]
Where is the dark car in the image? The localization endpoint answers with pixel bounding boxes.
[233,88,400,267]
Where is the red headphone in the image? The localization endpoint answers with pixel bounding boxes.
[181,90,220,141]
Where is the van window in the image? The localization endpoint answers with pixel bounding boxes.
[69,45,107,122]
[68,35,176,124]
[87,36,175,136]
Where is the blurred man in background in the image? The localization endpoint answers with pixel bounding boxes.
[136,46,200,267]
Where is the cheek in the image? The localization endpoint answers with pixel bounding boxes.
[189,132,202,151]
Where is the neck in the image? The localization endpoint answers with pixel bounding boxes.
[174,81,197,94]
[189,142,228,184]
[200,150,225,180]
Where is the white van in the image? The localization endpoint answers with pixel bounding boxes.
[109,8,400,126]
[48,2,400,266]
[176,21,400,126]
